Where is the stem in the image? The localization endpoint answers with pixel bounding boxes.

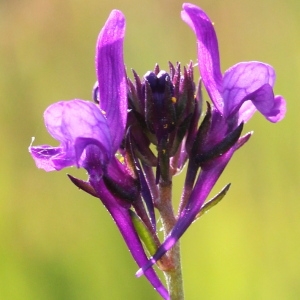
[157,181,184,300]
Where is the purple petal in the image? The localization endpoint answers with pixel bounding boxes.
[267,95,286,123]
[181,3,223,113]
[241,84,286,123]
[30,144,70,171]
[237,101,257,123]
[236,88,286,124]
[137,148,235,277]
[29,100,112,171]
[223,62,276,118]
[89,179,169,300]
[96,10,127,153]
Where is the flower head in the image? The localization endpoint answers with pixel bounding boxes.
[29,3,286,298]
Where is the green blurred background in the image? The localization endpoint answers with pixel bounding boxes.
[0,0,299,299]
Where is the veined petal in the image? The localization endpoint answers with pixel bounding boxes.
[96,10,127,153]
[29,100,112,171]
[181,3,223,113]
[30,145,71,171]
[223,61,276,118]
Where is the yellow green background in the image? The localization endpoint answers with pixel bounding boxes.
[0,0,299,299]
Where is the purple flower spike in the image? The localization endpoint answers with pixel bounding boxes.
[137,2,286,276]
[29,3,286,298]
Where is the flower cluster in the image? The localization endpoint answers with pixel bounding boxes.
[29,3,286,299]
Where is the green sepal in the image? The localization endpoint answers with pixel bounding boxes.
[129,209,158,256]
[195,183,231,220]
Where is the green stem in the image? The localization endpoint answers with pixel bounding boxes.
[157,182,184,300]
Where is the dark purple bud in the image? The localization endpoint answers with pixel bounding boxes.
[190,101,212,158]
[169,113,193,157]
[197,122,244,167]
[144,71,176,137]
[128,71,144,116]
[168,61,176,80]
[102,158,140,207]
[185,78,203,153]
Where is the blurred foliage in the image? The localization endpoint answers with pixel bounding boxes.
[0,0,299,299]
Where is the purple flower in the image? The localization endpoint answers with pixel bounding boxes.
[29,10,168,299]
[136,3,286,276]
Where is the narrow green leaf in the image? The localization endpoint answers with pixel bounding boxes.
[129,209,158,256]
[195,183,231,220]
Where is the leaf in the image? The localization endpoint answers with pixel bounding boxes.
[129,209,158,256]
[195,183,231,220]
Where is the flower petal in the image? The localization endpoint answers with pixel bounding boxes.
[30,145,70,171]
[181,3,223,113]
[239,84,286,123]
[29,100,112,171]
[96,10,127,153]
[237,101,257,124]
[267,95,286,123]
[223,61,276,118]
